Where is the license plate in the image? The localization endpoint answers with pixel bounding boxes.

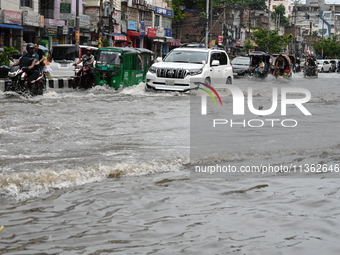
[60,64,68,67]
[165,80,175,85]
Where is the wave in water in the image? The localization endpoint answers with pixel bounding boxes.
[0,157,189,201]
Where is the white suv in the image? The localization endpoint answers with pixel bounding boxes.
[145,48,233,92]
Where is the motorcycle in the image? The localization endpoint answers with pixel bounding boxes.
[73,65,94,89]
[5,65,45,97]
[303,65,318,78]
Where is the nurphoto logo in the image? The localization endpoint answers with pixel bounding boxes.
[198,84,312,128]
[193,82,222,115]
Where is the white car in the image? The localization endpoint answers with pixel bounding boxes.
[145,48,233,92]
[317,59,332,73]
[49,45,98,78]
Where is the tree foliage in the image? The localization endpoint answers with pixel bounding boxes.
[243,39,254,53]
[0,46,20,66]
[172,0,187,23]
[252,27,293,54]
[272,4,290,26]
[311,36,340,58]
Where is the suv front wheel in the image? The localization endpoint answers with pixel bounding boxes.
[226,77,232,84]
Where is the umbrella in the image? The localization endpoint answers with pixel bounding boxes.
[39,45,49,52]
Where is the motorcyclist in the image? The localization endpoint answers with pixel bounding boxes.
[13,43,40,85]
[73,47,95,87]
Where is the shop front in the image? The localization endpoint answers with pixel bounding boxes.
[155,27,165,58]
[0,10,23,50]
[112,33,127,47]
[127,21,140,47]
[22,10,41,46]
[146,28,156,54]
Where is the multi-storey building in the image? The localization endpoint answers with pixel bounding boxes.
[0,0,42,51]
[0,0,175,56]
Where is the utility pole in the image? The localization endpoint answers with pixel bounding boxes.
[209,0,213,46]
[267,0,271,53]
[76,0,80,53]
[205,0,209,48]
[108,0,114,46]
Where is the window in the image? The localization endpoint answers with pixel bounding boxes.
[210,52,228,65]
[219,52,228,65]
[21,0,32,7]
[154,15,160,27]
[39,0,54,19]
[162,17,172,29]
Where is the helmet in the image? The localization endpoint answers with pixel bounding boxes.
[26,43,35,50]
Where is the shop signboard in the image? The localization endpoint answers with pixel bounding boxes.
[22,11,40,27]
[3,10,22,25]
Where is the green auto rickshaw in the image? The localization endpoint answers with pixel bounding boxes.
[94,47,152,89]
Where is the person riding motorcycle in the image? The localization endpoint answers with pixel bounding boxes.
[13,43,40,85]
[73,47,95,87]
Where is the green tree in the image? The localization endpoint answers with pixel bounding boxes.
[243,39,254,53]
[272,4,290,26]
[252,26,293,54]
[172,0,186,23]
[0,46,20,66]
[311,36,340,58]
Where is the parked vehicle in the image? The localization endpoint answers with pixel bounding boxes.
[247,51,271,79]
[145,48,233,92]
[317,60,332,73]
[329,59,337,72]
[73,65,93,89]
[94,47,148,89]
[5,57,45,96]
[272,54,292,78]
[49,45,97,78]
[231,56,250,78]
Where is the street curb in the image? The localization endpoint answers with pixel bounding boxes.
[0,78,74,92]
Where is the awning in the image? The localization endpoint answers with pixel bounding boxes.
[112,33,127,41]
[165,37,174,43]
[127,30,140,37]
[153,38,165,42]
[0,24,24,29]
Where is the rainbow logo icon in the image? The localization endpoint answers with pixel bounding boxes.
[193,82,222,106]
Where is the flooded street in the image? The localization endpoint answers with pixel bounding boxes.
[1,73,340,254]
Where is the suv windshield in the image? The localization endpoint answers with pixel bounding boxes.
[164,51,208,64]
[52,46,75,61]
[97,51,121,65]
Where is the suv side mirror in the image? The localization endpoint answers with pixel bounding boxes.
[211,60,220,66]
[156,57,163,63]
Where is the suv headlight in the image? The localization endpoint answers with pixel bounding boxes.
[186,68,203,76]
[148,66,157,74]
